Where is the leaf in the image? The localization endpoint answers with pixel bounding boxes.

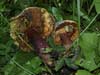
[75,33,99,71]
[4,51,34,75]
[52,7,63,21]
[47,36,65,52]
[55,58,64,71]
[24,57,46,74]
[18,71,32,75]
[28,57,42,69]
[98,37,100,56]
[79,33,98,59]
[80,10,90,21]
[98,73,100,75]
[94,0,100,13]
[65,58,78,70]
[75,70,94,75]
[0,2,6,12]
[94,37,100,66]
[43,48,53,53]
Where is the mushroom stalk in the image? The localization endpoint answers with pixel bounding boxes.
[30,36,54,67]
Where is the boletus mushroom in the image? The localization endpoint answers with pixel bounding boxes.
[53,20,79,51]
[10,7,55,66]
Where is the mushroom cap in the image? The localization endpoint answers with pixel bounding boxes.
[53,20,79,49]
[10,7,55,51]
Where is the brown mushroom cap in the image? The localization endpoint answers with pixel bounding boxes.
[53,20,79,49]
[10,7,55,51]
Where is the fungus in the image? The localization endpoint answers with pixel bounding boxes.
[10,7,55,66]
[53,20,79,50]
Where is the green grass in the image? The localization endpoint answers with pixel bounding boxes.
[0,0,100,75]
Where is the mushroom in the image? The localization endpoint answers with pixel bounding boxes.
[53,20,79,51]
[10,7,55,51]
[10,7,55,66]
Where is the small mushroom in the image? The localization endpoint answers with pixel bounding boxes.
[10,7,55,66]
[53,20,79,50]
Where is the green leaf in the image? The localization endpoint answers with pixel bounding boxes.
[43,48,53,53]
[79,33,98,59]
[65,58,78,69]
[98,73,100,75]
[94,37,100,67]
[0,2,6,12]
[55,58,64,71]
[75,70,94,75]
[98,37,100,56]
[75,33,99,71]
[18,71,32,75]
[28,57,42,69]
[47,36,65,52]
[80,10,90,21]
[47,36,56,48]
[4,51,34,75]
[94,0,100,13]
[52,7,63,21]
[24,57,45,74]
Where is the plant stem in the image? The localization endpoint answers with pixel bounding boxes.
[80,13,99,36]
[73,0,76,20]
[12,59,35,75]
[88,1,94,15]
[77,0,81,32]
[71,13,99,48]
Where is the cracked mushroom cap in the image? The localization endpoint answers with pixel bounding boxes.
[53,20,79,49]
[10,7,55,52]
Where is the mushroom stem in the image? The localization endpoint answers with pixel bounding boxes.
[29,35,54,67]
